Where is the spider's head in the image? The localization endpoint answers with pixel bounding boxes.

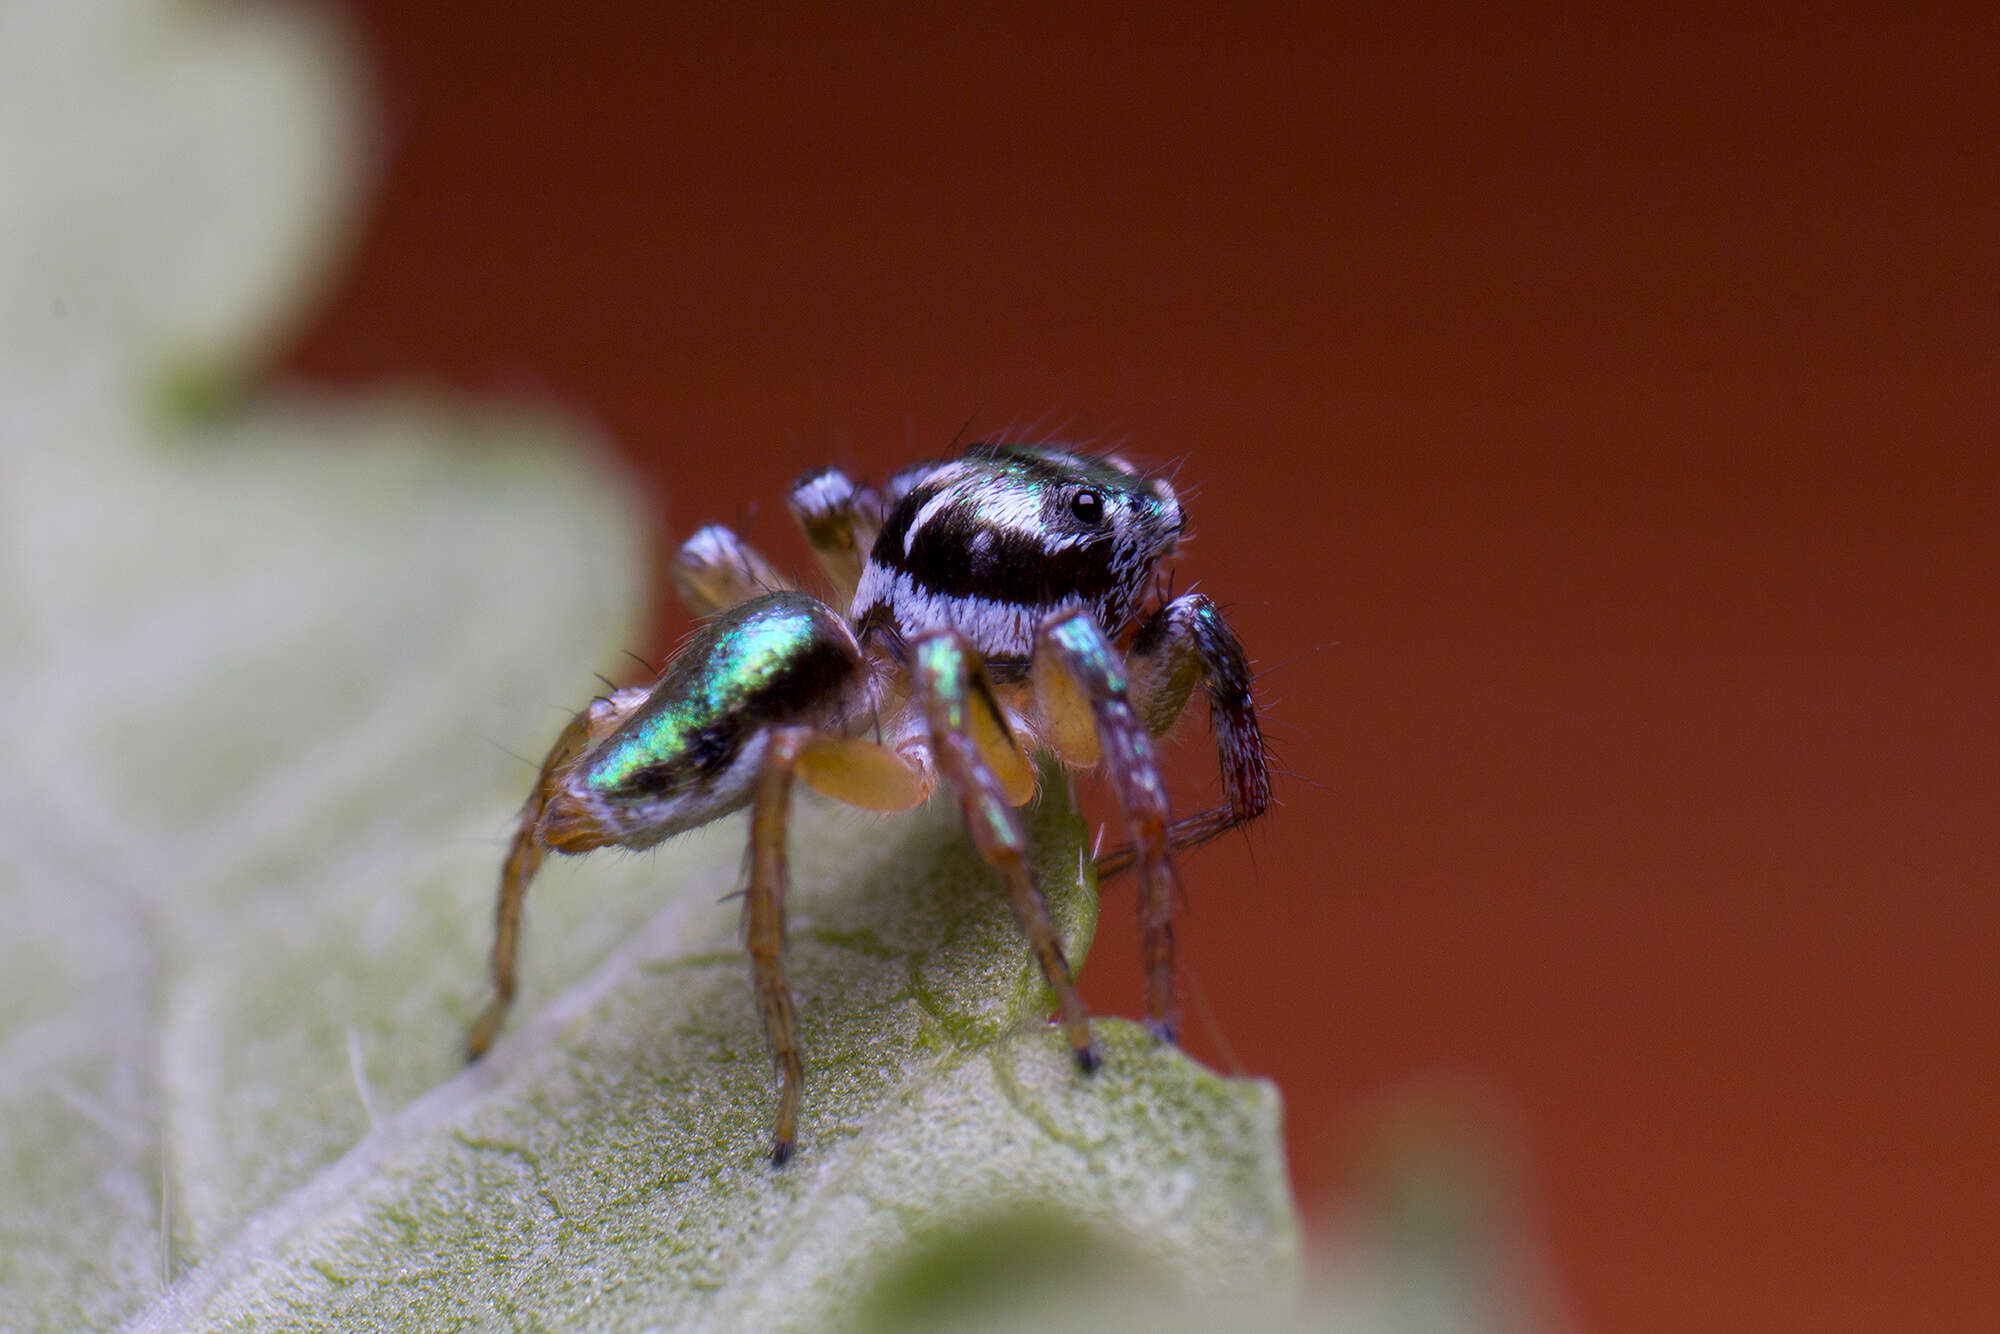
[853,443,1185,660]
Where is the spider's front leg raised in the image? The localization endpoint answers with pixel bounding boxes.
[1095,593,1271,877]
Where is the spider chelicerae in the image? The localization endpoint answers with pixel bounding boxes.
[467,442,1271,1164]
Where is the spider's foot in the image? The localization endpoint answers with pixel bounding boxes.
[464,1003,506,1065]
[770,1137,796,1169]
[1144,1017,1179,1046]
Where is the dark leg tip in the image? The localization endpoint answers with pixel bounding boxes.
[770,1138,795,1169]
[1074,1043,1102,1075]
[466,1005,506,1066]
[1145,1018,1180,1046]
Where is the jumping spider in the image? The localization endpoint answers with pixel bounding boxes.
[467,443,1270,1164]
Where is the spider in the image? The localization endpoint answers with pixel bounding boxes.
[466,443,1271,1164]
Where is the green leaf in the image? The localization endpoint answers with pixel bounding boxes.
[0,5,1299,1331]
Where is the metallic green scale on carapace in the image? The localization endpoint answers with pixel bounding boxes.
[582,592,863,803]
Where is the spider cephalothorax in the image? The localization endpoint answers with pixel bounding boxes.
[468,441,1269,1165]
[854,444,1185,661]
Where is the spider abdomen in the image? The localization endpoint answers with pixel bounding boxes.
[556,592,867,846]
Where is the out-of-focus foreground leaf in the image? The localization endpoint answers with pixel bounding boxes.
[0,5,1298,1331]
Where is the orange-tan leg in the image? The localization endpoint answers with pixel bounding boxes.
[671,524,792,618]
[748,727,808,1165]
[749,724,928,1165]
[910,629,1099,1071]
[467,687,649,1061]
[1034,609,1182,1042]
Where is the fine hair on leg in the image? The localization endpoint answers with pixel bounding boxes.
[1097,593,1271,878]
[671,524,792,618]
[748,726,811,1165]
[467,688,647,1062]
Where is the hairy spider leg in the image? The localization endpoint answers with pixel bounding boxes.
[670,524,793,618]
[787,467,884,608]
[672,469,885,619]
[467,686,651,1062]
[1094,594,1271,878]
[910,629,1099,1072]
[1033,609,1183,1042]
[747,729,806,1166]
[750,725,928,1164]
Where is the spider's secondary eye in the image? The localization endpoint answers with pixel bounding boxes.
[1069,489,1105,524]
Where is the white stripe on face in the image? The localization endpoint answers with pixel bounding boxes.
[970,481,1084,550]
[904,485,963,557]
[901,468,1086,559]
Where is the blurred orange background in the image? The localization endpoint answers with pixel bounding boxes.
[287,5,1996,1331]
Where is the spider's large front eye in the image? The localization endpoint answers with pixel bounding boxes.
[1069,489,1105,524]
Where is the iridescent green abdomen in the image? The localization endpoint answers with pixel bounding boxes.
[582,592,862,804]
